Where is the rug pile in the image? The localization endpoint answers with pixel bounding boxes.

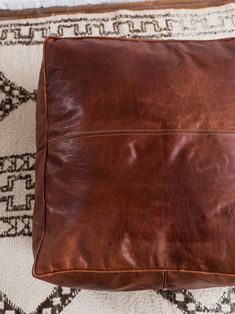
[1,3,235,313]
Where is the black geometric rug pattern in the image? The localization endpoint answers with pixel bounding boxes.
[1,4,235,313]
[0,4,235,46]
[0,71,37,121]
[158,288,235,313]
[0,152,35,238]
[0,287,80,314]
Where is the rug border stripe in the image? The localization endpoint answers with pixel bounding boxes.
[0,0,234,21]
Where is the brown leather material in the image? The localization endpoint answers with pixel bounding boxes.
[32,36,235,291]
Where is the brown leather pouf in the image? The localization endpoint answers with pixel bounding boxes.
[32,36,235,291]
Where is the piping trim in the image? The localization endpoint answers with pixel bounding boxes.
[35,268,235,277]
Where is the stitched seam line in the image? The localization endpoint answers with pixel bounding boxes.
[162,271,166,289]
[46,35,235,43]
[35,268,235,277]
[36,130,235,152]
[163,271,168,289]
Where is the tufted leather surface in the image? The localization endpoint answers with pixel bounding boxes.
[32,36,235,291]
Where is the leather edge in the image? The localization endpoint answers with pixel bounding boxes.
[32,36,55,278]
[33,269,235,290]
[33,268,235,277]
[40,35,235,45]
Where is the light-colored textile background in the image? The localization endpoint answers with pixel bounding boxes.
[1,2,235,314]
[0,0,147,10]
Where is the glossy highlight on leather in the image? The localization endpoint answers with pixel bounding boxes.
[32,36,235,291]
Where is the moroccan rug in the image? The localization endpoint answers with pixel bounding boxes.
[1,2,235,313]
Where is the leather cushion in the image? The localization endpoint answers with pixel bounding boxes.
[32,36,235,291]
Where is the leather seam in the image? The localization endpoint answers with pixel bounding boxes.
[32,37,50,277]
[162,271,166,289]
[45,35,235,44]
[36,130,235,152]
[34,268,235,277]
[163,271,168,289]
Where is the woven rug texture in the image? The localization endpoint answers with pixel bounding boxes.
[1,3,235,314]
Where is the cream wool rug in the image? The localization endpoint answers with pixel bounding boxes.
[0,0,142,10]
[1,3,235,314]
